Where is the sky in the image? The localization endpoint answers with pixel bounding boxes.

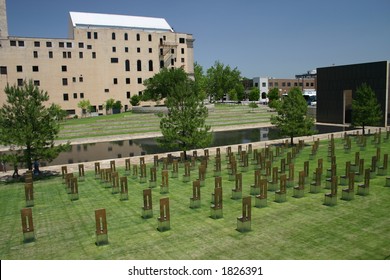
[5,0,390,78]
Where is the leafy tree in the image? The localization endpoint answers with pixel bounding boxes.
[205,61,241,102]
[270,87,315,145]
[352,83,382,135]
[156,76,212,159]
[249,87,260,101]
[130,95,141,106]
[235,83,245,101]
[104,98,115,114]
[143,68,188,101]
[77,99,91,118]
[194,62,207,100]
[267,88,280,108]
[228,88,238,101]
[0,80,69,171]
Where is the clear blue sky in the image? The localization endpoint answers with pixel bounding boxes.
[5,0,390,78]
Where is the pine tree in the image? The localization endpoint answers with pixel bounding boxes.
[0,80,69,171]
[158,78,212,159]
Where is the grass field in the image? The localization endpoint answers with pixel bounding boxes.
[58,104,274,140]
[1,132,390,260]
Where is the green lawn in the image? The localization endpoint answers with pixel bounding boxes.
[1,133,390,260]
[58,104,274,140]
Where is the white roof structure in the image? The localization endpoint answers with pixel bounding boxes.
[69,11,173,32]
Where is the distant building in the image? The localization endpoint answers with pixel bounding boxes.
[251,76,317,103]
[316,61,389,126]
[0,0,194,115]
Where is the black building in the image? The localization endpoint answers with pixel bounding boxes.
[316,61,389,127]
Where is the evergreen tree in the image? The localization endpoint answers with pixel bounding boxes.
[0,80,69,171]
[352,83,382,135]
[270,87,315,145]
[157,77,212,159]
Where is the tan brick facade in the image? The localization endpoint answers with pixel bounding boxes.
[0,8,194,116]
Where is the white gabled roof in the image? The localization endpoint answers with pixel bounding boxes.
[69,11,173,32]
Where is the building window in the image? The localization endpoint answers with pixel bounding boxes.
[262,82,266,87]
[18,41,25,47]
[126,92,131,99]
[92,52,96,59]
[112,46,116,53]
[17,79,23,86]
[79,76,83,82]
[179,38,185,44]
[63,93,69,101]
[16,65,23,72]
[87,32,91,39]
[171,58,175,66]
[137,78,142,84]
[282,82,286,87]
[59,42,65,48]
[269,82,273,87]
[112,32,116,40]
[125,47,129,53]
[148,34,152,42]
[149,48,152,53]
[113,78,118,84]
[149,60,153,71]
[62,65,67,72]
[78,42,84,48]
[137,60,142,71]
[68,52,72,58]
[181,58,185,63]
[124,33,128,41]
[46,41,52,47]
[72,77,76,83]
[34,41,40,47]
[0,66,7,75]
[94,32,98,39]
[73,93,77,99]
[287,82,291,87]
[32,66,39,72]
[126,78,130,84]
[48,51,53,58]
[294,82,298,87]
[125,60,130,72]
[160,60,164,69]
[66,42,72,48]
[79,52,83,59]
[62,78,68,86]
[136,34,140,41]
[104,89,109,93]
[10,40,16,46]
[111,58,119,63]
[87,45,92,49]
[160,48,163,55]
[137,47,141,53]
[80,92,84,99]
[34,80,40,86]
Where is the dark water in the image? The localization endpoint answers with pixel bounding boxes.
[37,124,350,167]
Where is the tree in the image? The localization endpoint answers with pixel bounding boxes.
[143,67,188,101]
[270,87,315,145]
[130,95,141,106]
[205,61,241,102]
[249,87,260,101]
[77,99,91,118]
[194,62,207,100]
[267,88,280,109]
[0,80,69,171]
[154,73,212,159]
[352,83,382,135]
[104,98,115,114]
